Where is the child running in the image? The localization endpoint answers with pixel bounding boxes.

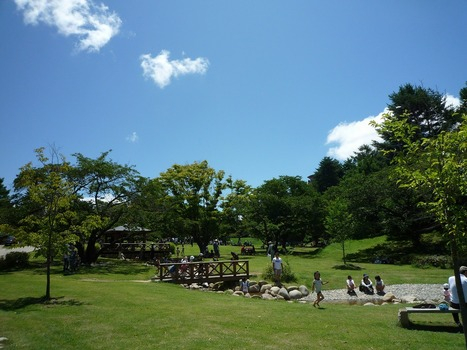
[312,271,328,308]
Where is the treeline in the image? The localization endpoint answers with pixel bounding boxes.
[1,83,467,267]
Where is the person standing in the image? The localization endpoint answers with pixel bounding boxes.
[213,239,220,259]
[272,252,283,286]
[448,265,467,331]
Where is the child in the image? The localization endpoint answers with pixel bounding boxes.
[375,275,385,295]
[312,271,328,308]
[346,275,357,295]
[240,277,250,294]
[443,283,451,302]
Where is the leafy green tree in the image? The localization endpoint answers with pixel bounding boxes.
[68,151,142,264]
[219,178,252,241]
[376,83,459,154]
[246,176,323,248]
[155,161,227,253]
[14,147,77,300]
[324,197,353,264]
[375,113,467,346]
[0,178,13,230]
[310,157,344,193]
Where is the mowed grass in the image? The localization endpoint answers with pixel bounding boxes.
[0,237,464,349]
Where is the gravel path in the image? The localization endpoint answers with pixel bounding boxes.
[303,284,444,304]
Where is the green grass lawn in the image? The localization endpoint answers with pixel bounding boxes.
[1,237,464,349]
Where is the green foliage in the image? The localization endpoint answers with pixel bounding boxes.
[262,258,297,283]
[411,255,451,269]
[0,251,29,270]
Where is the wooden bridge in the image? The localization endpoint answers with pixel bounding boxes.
[156,260,250,284]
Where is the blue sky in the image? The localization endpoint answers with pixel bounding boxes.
[1,1,466,190]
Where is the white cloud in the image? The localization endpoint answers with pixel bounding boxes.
[326,93,461,161]
[14,0,122,52]
[140,50,209,88]
[445,94,460,108]
[326,111,385,161]
[126,131,139,143]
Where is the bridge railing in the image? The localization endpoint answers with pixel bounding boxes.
[157,260,249,283]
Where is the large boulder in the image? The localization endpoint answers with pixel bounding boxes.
[382,292,396,302]
[260,284,273,293]
[270,286,281,296]
[278,287,290,300]
[287,286,298,292]
[249,284,260,293]
[289,289,303,300]
[299,285,310,297]
[262,293,275,300]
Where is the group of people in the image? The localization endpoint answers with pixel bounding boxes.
[346,274,386,296]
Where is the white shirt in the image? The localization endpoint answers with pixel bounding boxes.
[272,257,282,270]
[448,273,467,304]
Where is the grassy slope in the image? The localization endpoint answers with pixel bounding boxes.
[0,237,463,349]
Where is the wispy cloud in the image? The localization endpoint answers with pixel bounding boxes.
[326,94,461,161]
[126,132,139,143]
[14,0,122,52]
[140,50,209,89]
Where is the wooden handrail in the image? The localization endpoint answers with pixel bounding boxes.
[157,260,250,283]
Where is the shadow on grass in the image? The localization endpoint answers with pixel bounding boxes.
[345,242,415,264]
[333,263,362,270]
[405,323,462,333]
[0,296,84,311]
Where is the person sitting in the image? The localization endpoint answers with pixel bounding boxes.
[359,274,374,294]
[346,275,357,295]
[375,275,385,295]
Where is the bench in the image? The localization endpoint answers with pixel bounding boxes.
[398,307,460,328]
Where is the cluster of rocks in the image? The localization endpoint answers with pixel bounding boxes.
[181,280,444,306]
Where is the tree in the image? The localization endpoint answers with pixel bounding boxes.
[155,161,227,253]
[14,147,77,300]
[310,157,344,193]
[0,178,13,230]
[246,176,323,248]
[324,197,353,264]
[376,83,459,154]
[375,113,467,347]
[219,178,252,241]
[68,151,142,264]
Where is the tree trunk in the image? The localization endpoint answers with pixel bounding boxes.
[45,230,52,301]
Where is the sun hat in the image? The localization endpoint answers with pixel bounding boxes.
[460,266,467,274]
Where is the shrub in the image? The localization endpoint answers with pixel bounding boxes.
[0,251,30,270]
[262,258,297,283]
[412,255,451,269]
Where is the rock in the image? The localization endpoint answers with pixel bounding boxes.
[299,285,310,297]
[260,284,273,293]
[401,295,417,303]
[278,287,290,300]
[382,292,396,302]
[232,291,242,296]
[289,289,303,300]
[364,302,376,306]
[270,286,281,295]
[249,284,260,293]
[262,293,275,300]
[287,286,298,292]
